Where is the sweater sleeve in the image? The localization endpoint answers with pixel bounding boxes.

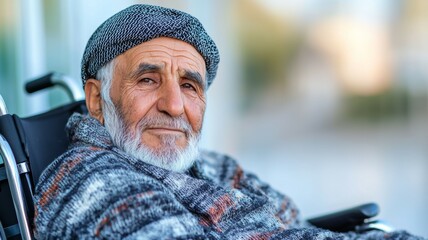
[197,150,302,229]
[239,167,425,240]
[33,148,206,239]
[241,171,301,228]
[270,227,424,240]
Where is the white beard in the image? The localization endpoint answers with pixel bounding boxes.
[102,99,200,172]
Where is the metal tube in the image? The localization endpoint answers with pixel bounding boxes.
[51,73,85,101]
[0,134,32,240]
[356,220,394,233]
[0,95,7,116]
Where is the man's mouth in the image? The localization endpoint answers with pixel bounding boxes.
[145,127,186,135]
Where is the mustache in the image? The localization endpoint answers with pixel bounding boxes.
[135,115,194,135]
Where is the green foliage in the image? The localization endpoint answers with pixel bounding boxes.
[342,87,420,122]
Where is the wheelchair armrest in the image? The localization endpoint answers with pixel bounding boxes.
[307,203,382,232]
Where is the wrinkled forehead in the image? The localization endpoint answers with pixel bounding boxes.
[114,38,207,85]
[121,38,206,71]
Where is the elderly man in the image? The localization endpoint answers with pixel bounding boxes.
[33,4,422,240]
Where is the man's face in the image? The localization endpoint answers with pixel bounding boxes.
[99,37,207,171]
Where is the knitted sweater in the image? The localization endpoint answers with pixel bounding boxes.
[33,113,423,239]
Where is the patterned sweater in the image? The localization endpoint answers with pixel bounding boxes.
[33,113,423,239]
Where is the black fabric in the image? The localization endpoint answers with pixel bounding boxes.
[0,178,19,234]
[19,100,87,185]
[0,115,28,164]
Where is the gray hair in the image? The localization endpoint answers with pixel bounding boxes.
[95,59,116,105]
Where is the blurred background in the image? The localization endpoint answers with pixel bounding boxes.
[0,0,427,237]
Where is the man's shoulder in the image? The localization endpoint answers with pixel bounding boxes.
[199,149,238,165]
[196,149,245,185]
[33,146,194,239]
[35,145,154,194]
[198,149,242,173]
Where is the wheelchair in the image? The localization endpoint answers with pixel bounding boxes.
[0,73,393,239]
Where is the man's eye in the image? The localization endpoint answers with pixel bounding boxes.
[139,78,155,84]
[181,83,196,91]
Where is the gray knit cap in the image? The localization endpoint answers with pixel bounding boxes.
[81,4,220,88]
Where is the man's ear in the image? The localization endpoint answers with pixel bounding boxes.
[85,79,104,124]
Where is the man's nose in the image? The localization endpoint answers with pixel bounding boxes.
[157,81,184,117]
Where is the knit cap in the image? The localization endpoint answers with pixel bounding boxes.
[81,4,220,88]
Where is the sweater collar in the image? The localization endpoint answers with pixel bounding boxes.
[66,113,114,149]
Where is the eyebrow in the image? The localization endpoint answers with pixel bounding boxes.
[130,63,161,79]
[182,70,206,91]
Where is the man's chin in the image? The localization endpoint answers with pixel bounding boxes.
[141,136,188,152]
[141,151,197,173]
[127,144,199,172]
[145,145,187,156]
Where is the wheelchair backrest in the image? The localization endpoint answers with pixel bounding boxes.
[20,100,87,184]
